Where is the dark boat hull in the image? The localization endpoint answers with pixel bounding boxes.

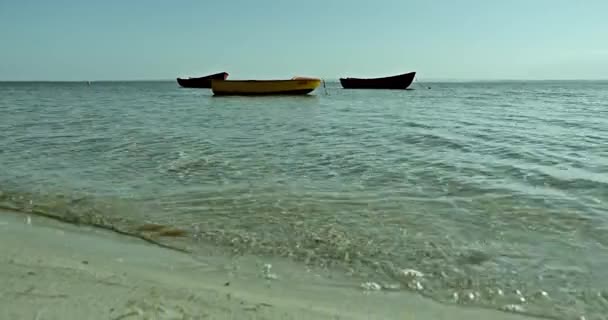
[176,72,229,88]
[339,72,416,89]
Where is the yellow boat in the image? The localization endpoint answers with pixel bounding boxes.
[211,77,321,96]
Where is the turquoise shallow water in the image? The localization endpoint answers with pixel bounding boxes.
[1,80,607,319]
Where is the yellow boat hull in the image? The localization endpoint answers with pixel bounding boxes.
[211,78,321,96]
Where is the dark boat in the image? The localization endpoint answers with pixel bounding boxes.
[339,72,416,89]
[176,72,229,88]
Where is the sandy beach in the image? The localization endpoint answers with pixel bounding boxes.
[0,209,542,320]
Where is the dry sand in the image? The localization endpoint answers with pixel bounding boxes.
[0,209,541,319]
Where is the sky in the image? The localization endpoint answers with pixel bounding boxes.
[0,0,607,81]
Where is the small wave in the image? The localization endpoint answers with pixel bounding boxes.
[0,188,192,253]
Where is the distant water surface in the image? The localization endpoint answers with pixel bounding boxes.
[1,80,607,319]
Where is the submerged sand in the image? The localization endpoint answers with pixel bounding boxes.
[0,209,541,320]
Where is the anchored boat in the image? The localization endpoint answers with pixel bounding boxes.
[211,77,321,96]
[176,72,229,88]
[339,72,416,89]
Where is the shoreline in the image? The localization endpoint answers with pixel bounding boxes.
[1,209,542,319]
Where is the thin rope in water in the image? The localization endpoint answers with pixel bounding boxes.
[415,77,431,90]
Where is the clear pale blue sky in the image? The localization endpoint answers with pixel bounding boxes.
[1,0,607,81]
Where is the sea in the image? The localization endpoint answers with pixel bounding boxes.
[1,80,607,319]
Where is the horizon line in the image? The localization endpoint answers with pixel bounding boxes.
[1,78,607,83]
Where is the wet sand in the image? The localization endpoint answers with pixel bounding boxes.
[0,209,541,320]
